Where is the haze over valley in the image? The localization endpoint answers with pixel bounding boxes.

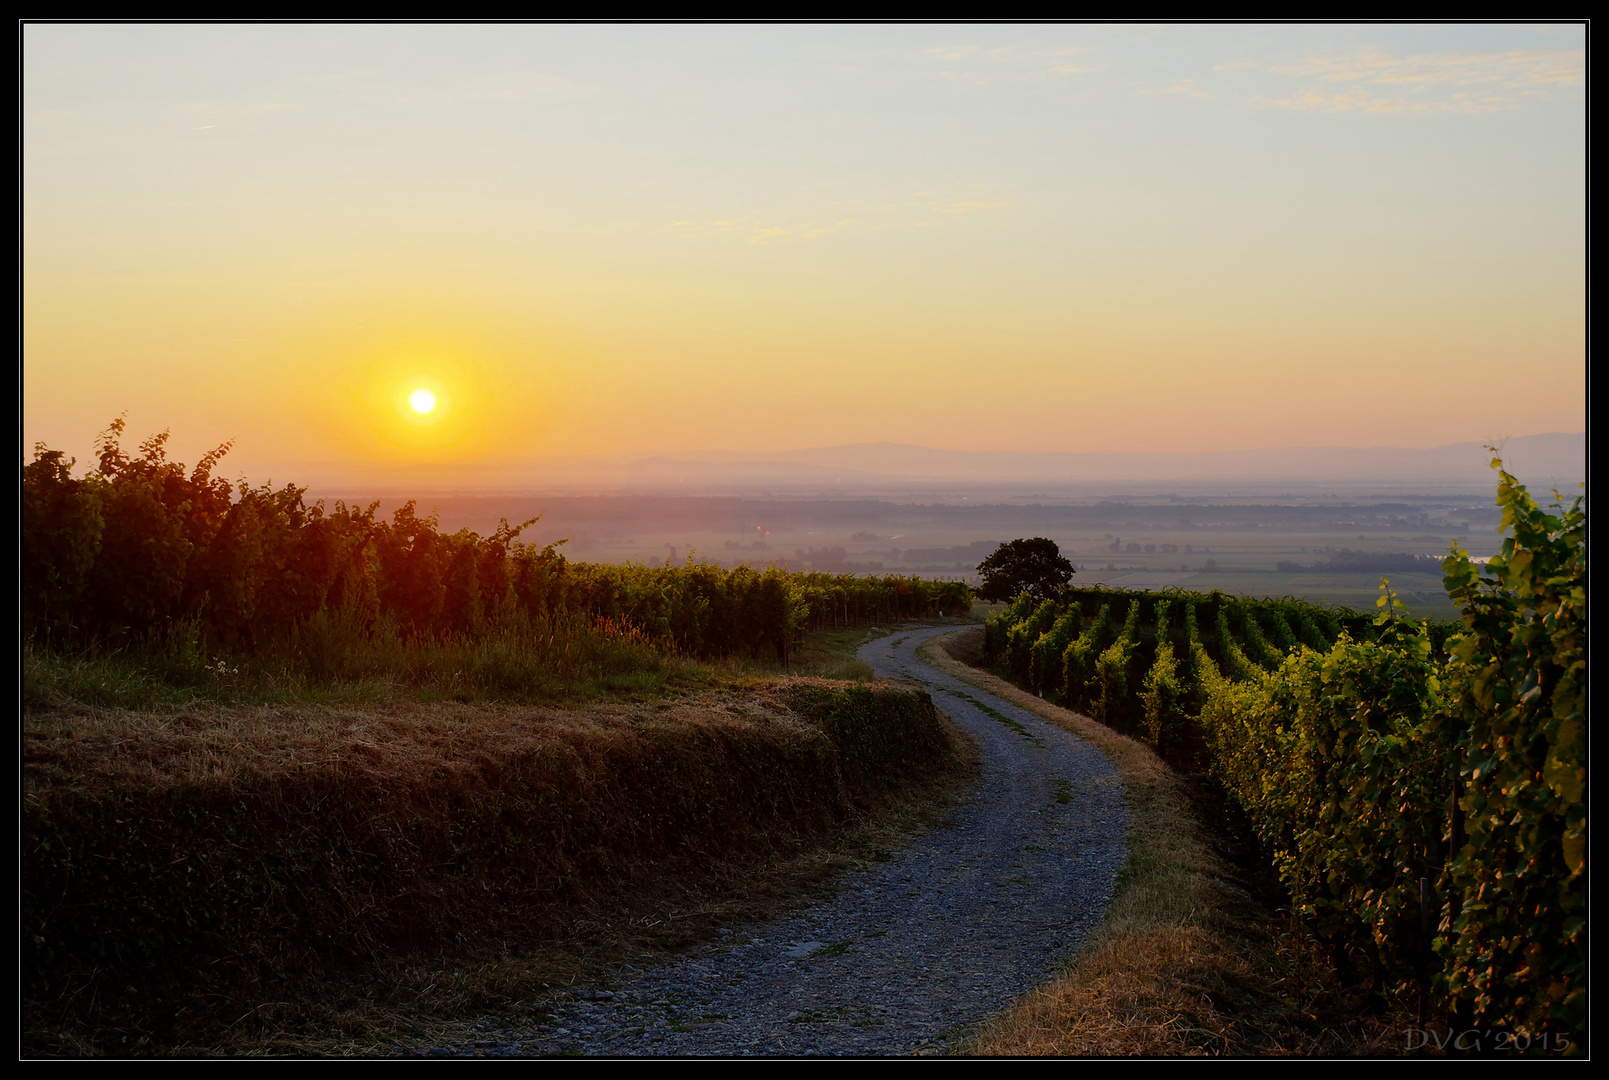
[301,431,1581,622]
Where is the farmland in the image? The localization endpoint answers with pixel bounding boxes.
[326,490,1503,621]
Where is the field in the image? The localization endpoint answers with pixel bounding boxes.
[338,492,1500,622]
[1068,526,1476,620]
[1083,568,1456,621]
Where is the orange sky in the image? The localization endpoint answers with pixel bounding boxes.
[24,24,1585,486]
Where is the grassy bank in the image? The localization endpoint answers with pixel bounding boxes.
[925,628,1416,1057]
[23,676,970,1056]
[20,608,940,716]
[22,614,716,714]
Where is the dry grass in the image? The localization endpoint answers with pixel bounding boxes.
[239,740,978,1059]
[25,685,833,790]
[24,680,978,1057]
[921,627,1418,1058]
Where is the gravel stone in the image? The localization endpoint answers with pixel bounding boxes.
[403,626,1130,1057]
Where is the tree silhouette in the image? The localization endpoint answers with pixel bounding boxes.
[975,537,1074,603]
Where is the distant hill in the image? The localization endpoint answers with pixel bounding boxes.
[285,432,1583,499]
[725,433,1585,489]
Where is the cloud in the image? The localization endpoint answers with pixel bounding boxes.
[175,99,293,123]
[1253,88,1458,114]
[1043,46,1095,76]
[924,46,978,62]
[1258,48,1583,112]
[923,43,1092,79]
[1274,48,1582,89]
[942,195,1012,215]
[400,73,589,106]
[1161,78,1214,99]
[463,74,589,101]
[1211,58,1266,73]
[674,188,1011,244]
[672,211,855,244]
[747,219,853,244]
[796,219,855,240]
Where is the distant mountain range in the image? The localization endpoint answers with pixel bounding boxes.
[287,432,1584,499]
[636,432,1586,486]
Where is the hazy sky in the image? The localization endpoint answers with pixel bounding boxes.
[24,23,1585,484]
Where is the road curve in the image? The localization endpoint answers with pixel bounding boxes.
[412,626,1129,1057]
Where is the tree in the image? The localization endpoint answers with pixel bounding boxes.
[23,447,104,640]
[975,537,1074,603]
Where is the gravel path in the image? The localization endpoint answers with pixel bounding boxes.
[407,626,1129,1058]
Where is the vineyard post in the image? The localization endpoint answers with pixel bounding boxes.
[1419,876,1428,1032]
[1445,762,1471,1042]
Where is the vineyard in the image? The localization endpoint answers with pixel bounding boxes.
[23,420,970,695]
[980,459,1586,1051]
[20,424,1585,1054]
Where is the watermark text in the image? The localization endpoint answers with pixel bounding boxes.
[1404,1027,1572,1053]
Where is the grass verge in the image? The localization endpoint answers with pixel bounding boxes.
[21,612,965,715]
[921,627,1419,1057]
[22,615,718,713]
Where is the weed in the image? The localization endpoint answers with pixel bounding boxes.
[808,941,853,959]
[940,687,1044,747]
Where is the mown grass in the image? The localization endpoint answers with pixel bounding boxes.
[925,628,1423,1058]
[785,625,879,681]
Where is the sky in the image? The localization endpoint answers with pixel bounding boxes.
[23,23,1586,488]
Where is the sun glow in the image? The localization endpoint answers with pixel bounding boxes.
[279,303,555,471]
[324,346,479,457]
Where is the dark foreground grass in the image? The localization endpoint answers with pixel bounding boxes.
[23,664,974,1057]
[22,614,965,1057]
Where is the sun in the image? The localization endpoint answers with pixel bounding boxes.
[388,371,454,436]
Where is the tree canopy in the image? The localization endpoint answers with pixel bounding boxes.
[975,537,1074,603]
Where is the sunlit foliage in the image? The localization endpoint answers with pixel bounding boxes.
[23,421,971,673]
[980,460,1585,1048]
